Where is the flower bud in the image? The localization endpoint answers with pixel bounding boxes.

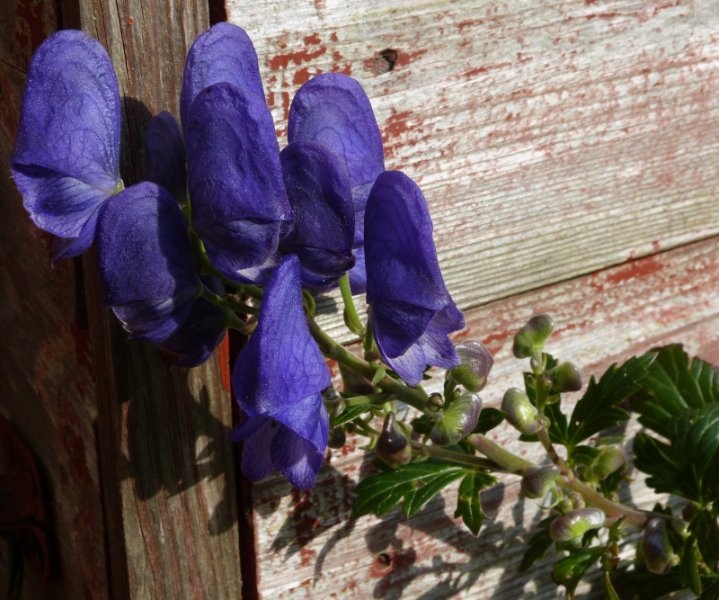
[327,427,346,449]
[567,492,585,510]
[501,388,540,434]
[513,314,554,359]
[642,518,675,574]
[449,340,494,392]
[427,393,444,411]
[376,413,412,467]
[549,361,583,393]
[549,508,605,542]
[430,393,482,446]
[591,447,626,481]
[521,464,561,499]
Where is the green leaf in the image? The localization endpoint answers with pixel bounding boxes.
[682,539,703,597]
[567,353,655,447]
[331,403,373,428]
[519,516,555,572]
[371,365,387,386]
[692,509,719,570]
[552,547,603,595]
[454,471,496,535]
[352,461,467,519]
[603,571,621,600]
[472,407,505,434]
[635,404,719,502]
[632,345,719,438]
[701,577,719,600]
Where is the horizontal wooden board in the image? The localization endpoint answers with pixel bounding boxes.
[227,0,719,342]
[249,236,719,598]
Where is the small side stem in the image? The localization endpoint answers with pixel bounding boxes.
[467,434,534,474]
[307,316,429,412]
[339,273,365,336]
[558,476,648,528]
[200,286,258,315]
[421,443,499,471]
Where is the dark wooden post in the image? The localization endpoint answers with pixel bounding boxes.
[1,1,243,598]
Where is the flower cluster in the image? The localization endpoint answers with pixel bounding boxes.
[12,24,464,488]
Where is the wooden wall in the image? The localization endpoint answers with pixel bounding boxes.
[226,0,719,597]
[1,0,717,598]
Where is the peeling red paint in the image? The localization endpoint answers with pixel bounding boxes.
[585,11,621,20]
[383,109,413,141]
[394,48,428,68]
[299,546,317,567]
[463,61,512,79]
[606,256,662,284]
[293,67,312,85]
[304,32,322,46]
[268,44,327,70]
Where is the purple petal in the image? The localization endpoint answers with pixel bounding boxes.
[11,30,121,253]
[181,23,265,130]
[144,112,186,203]
[231,417,276,483]
[280,141,355,289]
[186,82,291,282]
[270,406,328,489]
[348,245,366,294]
[288,73,383,193]
[232,255,331,415]
[97,182,201,342]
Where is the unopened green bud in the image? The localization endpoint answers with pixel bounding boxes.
[567,492,585,509]
[376,413,412,467]
[591,447,626,480]
[549,361,583,393]
[521,464,561,499]
[549,508,605,542]
[427,393,444,411]
[513,314,555,358]
[502,388,540,434]
[327,427,346,449]
[430,393,482,446]
[450,341,494,392]
[643,518,675,574]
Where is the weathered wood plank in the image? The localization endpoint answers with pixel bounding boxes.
[0,3,111,599]
[250,236,719,598]
[62,2,242,598]
[226,0,719,342]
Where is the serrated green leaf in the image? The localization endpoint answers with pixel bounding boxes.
[633,345,719,437]
[454,471,496,535]
[331,403,373,428]
[472,407,505,434]
[567,354,655,447]
[552,548,603,595]
[634,432,695,499]
[519,516,555,572]
[351,461,466,519]
[545,401,570,447]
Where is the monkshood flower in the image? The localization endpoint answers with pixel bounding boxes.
[185,81,291,284]
[230,255,330,489]
[11,30,121,260]
[144,111,186,204]
[96,182,201,342]
[280,140,355,290]
[365,171,465,386]
[288,73,385,292]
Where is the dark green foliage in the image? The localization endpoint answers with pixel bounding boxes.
[472,407,505,434]
[454,471,496,535]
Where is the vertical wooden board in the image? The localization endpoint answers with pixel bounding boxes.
[0,3,111,599]
[59,2,243,598]
[249,237,719,598]
[226,0,719,341]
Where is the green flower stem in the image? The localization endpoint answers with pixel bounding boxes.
[307,316,430,412]
[420,443,499,471]
[467,434,535,474]
[338,273,365,336]
[558,476,648,528]
[225,311,253,335]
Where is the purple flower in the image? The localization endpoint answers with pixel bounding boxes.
[185,81,291,284]
[365,171,465,386]
[11,30,121,260]
[280,140,355,290]
[96,182,201,342]
[144,111,186,204]
[230,255,330,488]
[288,73,384,292]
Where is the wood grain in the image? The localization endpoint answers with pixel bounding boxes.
[0,3,112,599]
[249,236,719,599]
[60,2,244,598]
[226,0,719,342]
